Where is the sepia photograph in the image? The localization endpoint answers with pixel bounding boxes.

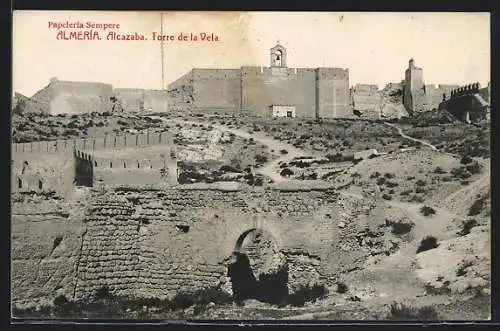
[11,11,491,321]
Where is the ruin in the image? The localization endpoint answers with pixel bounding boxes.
[439,82,490,124]
[11,127,401,308]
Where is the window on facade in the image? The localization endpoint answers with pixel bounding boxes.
[17,177,22,189]
[38,180,43,190]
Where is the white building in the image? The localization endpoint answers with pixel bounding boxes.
[269,105,296,118]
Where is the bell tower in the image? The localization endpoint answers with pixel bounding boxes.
[270,42,287,68]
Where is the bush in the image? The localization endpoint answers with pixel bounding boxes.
[384,173,395,179]
[286,284,328,307]
[382,193,392,200]
[280,168,294,177]
[386,181,399,188]
[451,167,471,179]
[376,177,387,185]
[420,206,436,216]
[386,218,414,235]
[460,155,473,165]
[388,302,439,321]
[415,179,426,187]
[466,162,481,175]
[336,282,348,294]
[457,219,478,236]
[416,236,439,253]
[433,166,447,174]
[280,149,288,155]
[254,154,268,164]
[370,171,381,179]
[468,195,487,216]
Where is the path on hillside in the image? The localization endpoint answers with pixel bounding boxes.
[148,116,313,182]
[385,122,490,214]
[385,122,438,151]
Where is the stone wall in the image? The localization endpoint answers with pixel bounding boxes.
[241,66,317,118]
[351,84,381,118]
[12,183,404,307]
[167,66,351,119]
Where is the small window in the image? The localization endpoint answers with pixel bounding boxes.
[38,180,43,190]
[17,177,22,189]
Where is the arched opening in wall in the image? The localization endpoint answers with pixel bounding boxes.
[227,228,288,305]
[38,179,43,190]
[17,177,22,189]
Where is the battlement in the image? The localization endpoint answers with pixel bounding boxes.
[450,82,482,98]
[12,130,175,157]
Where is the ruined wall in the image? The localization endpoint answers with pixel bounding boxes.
[351,84,381,118]
[167,71,194,110]
[12,181,401,307]
[423,84,459,111]
[316,68,351,119]
[241,66,317,118]
[72,187,348,300]
[191,69,241,111]
[115,88,144,113]
[43,79,115,115]
[143,90,169,113]
[440,83,490,123]
[11,197,88,307]
[11,151,75,196]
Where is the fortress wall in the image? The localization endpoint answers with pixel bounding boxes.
[73,188,356,301]
[143,90,169,113]
[12,131,175,155]
[316,68,351,118]
[11,151,75,195]
[115,88,144,113]
[241,66,316,118]
[48,80,115,115]
[11,208,85,307]
[423,84,458,110]
[191,69,241,110]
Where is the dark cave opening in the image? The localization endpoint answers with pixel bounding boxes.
[227,252,289,305]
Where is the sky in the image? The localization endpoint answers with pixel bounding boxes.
[13,11,490,97]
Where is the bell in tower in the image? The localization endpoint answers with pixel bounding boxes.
[270,42,287,68]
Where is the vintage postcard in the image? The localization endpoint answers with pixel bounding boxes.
[11,11,491,322]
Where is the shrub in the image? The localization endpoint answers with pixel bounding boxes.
[336,282,348,294]
[400,190,412,196]
[415,179,426,187]
[376,177,387,185]
[410,195,425,203]
[382,193,392,200]
[388,302,439,321]
[280,168,294,177]
[386,181,399,188]
[433,166,447,174]
[466,162,481,175]
[286,284,328,307]
[254,154,268,164]
[280,149,288,155]
[370,171,381,179]
[468,195,487,216]
[420,206,436,216]
[384,173,394,179]
[460,155,473,165]
[386,218,414,235]
[457,219,478,236]
[416,236,439,253]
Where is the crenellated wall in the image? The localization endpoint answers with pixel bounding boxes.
[167,65,351,119]
[439,82,490,123]
[12,131,175,155]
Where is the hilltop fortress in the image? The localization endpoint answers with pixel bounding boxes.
[14,44,490,122]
